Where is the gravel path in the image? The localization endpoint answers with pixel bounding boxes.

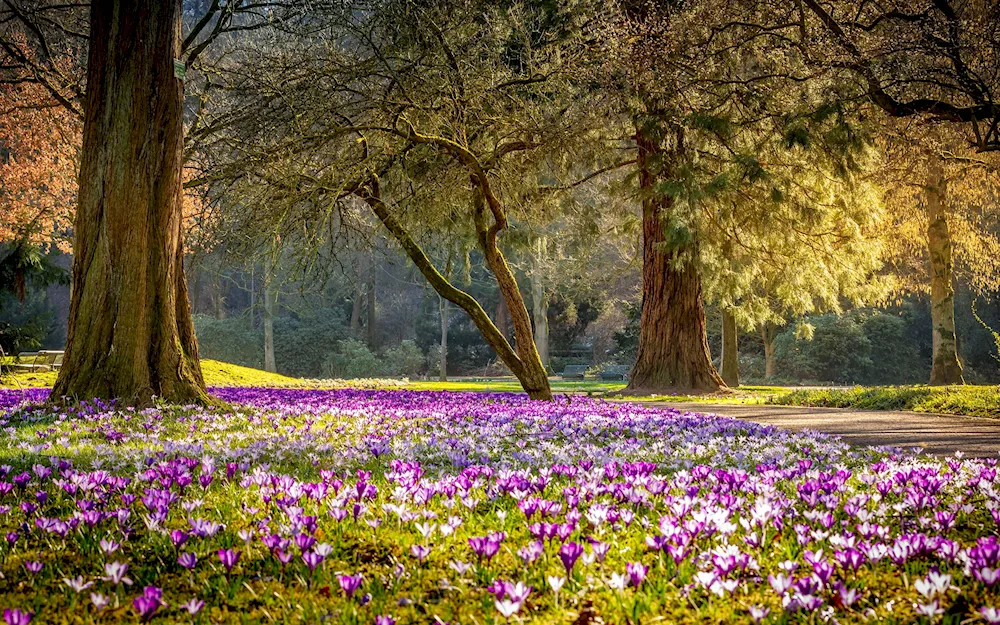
[650,402,1000,457]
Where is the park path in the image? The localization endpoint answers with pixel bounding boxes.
[643,401,1000,458]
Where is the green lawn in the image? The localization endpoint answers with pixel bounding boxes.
[769,384,1000,419]
[6,360,1000,419]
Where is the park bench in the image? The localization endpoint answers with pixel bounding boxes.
[559,364,590,380]
[599,364,631,381]
[12,350,64,373]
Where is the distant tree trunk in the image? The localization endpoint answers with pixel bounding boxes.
[926,159,964,385]
[52,0,210,406]
[530,237,550,369]
[189,254,202,315]
[720,310,739,387]
[439,296,449,381]
[366,258,377,349]
[761,322,778,379]
[211,270,225,320]
[350,253,364,334]
[624,124,725,394]
[262,275,276,374]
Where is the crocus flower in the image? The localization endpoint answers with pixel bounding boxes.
[749,606,769,624]
[218,548,241,572]
[178,552,198,570]
[102,561,132,586]
[90,593,110,611]
[495,599,521,619]
[982,607,1000,625]
[132,587,162,622]
[559,542,584,573]
[411,544,430,563]
[179,599,204,615]
[2,609,32,625]
[302,550,324,572]
[23,561,42,575]
[626,562,648,587]
[547,576,566,593]
[338,574,363,598]
[63,576,94,593]
[375,617,396,625]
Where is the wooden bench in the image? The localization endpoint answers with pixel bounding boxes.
[13,350,64,373]
[559,364,590,380]
[599,364,631,381]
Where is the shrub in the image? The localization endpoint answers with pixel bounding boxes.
[383,340,425,377]
[321,339,384,378]
[192,315,264,369]
[773,315,872,383]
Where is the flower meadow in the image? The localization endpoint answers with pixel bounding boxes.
[0,388,999,624]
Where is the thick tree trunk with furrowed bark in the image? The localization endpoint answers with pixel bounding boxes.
[720,310,739,387]
[624,125,725,395]
[926,160,964,386]
[52,0,211,407]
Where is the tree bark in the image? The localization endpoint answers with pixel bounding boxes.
[472,188,552,400]
[761,322,778,379]
[926,159,964,385]
[530,236,550,369]
[52,0,211,407]
[439,296,449,381]
[262,273,276,374]
[720,309,739,387]
[624,124,725,394]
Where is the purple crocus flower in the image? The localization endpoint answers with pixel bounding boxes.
[375,617,396,625]
[338,574,363,598]
[626,562,648,587]
[23,561,42,575]
[558,542,584,573]
[178,552,198,570]
[132,586,162,622]
[218,548,241,572]
[3,609,33,625]
[302,550,324,572]
[411,544,431,563]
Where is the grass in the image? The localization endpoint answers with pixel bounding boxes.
[0,359,300,389]
[769,384,1000,419]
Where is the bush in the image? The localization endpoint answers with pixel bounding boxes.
[192,315,264,370]
[272,308,348,378]
[322,339,384,378]
[383,340,425,377]
[773,315,872,383]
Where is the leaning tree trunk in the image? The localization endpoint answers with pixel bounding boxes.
[624,125,725,394]
[720,309,739,387]
[361,185,552,400]
[926,160,964,385]
[53,0,210,407]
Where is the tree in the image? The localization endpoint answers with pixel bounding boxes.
[194,0,607,400]
[48,0,213,405]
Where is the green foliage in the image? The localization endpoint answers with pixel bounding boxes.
[272,308,348,378]
[382,339,425,377]
[192,315,264,370]
[774,315,872,383]
[772,311,924,384]
[322,339,384,378]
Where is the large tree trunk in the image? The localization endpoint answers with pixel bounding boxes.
[926,160,964,385]
[52,0,210,407]
[720,309,739,387]
[761,322,778,379]
[439,296,449,382]
[262,275,276,374]
[624,125,725,394]
[530,237,550,369]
